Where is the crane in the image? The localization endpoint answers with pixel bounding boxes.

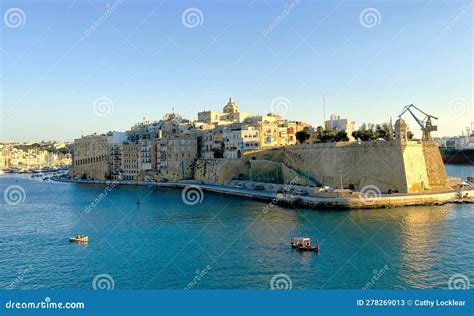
[399,104,438,141]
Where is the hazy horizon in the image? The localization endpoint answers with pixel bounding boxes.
[1,0,472,142]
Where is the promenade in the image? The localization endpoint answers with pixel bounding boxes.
[52,177,474,210]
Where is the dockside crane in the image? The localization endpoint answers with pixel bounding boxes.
[399,104,438,141]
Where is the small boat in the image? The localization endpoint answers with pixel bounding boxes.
[291,237,319,253]
[69,235,88,243]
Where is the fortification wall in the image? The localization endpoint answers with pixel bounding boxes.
[244,141,450,193]
[422,142,450,189]
[69,162,108,180]
[194,159,250,184]
[194,141,450,194]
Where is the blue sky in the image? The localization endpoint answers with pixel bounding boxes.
[1,0,472,141]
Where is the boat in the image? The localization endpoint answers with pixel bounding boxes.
[69,235,88,243]
[291,237,319,253]
[440,147,474,164]
[0,170,4,175]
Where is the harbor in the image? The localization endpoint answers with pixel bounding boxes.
[0,163,473,290]
[51,176,474,210]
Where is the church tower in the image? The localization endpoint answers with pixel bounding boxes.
[223,97,240,114]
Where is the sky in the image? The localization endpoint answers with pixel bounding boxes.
[0,0,472,142]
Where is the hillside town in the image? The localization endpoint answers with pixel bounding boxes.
[0,141,72,172]
[69,98,356,181]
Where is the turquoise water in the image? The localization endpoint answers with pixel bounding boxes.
[0,165,473,290]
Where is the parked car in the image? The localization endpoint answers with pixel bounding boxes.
[319,186,333,193]
[159,178,169,183]
[253,184,265,191]
[294,189,308,196]
[236,184,245,189]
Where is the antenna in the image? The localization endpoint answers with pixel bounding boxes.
[323,95,326,123]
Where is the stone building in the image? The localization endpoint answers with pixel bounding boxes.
[121,143,140,180]
[153,136,198,180]
[223,126,259,159]
[70,133,113,179]
[197,98,253,126]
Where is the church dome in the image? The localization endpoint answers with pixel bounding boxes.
[223,98,240,113]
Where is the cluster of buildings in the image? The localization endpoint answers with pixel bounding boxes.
[0,142,72,171]
[70,98,315,180]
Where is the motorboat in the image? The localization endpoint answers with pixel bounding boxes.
[291,237,319,253]
[69,235,88,243]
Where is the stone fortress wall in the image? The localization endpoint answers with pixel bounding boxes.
[194,140,450,194]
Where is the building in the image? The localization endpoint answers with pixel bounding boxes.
[70,133,113,179]
[324,114,356,136]
[223,126,259,159]
[197,98,253,126]
[153,136,198,180]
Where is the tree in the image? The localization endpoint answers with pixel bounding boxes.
[296,128,311,144]
[407,131,414,140]
[352,122,394,141]
[334,130,349,142]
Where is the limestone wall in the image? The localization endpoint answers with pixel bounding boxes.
[243,141,450,193]
[69,161,109,180]
[194,159,250,184]
[422,142,450,189]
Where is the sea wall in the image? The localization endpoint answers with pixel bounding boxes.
[242,140,450,193]
[194,159,250,184]
[68,161,108,180]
